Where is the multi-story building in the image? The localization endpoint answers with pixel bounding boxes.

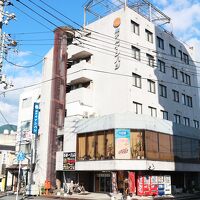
[18,0,200,196]
[0,124,16,191]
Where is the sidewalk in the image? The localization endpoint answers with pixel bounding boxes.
[42,192,200,200]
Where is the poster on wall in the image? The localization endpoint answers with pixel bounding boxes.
[115,129,131,159]
[63,152,76,170]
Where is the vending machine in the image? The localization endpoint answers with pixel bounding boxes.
[164,175,171,195]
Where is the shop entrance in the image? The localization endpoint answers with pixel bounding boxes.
[95,173,111,192]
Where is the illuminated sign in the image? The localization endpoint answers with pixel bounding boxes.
[32,102,39,135]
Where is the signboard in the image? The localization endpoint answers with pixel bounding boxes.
[115,129,130,159]
[63,152,75,170]
[17,151,25,161]
[32,103,39,135]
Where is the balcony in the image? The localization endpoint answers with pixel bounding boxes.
[67,60,93,84]
[67,87,93,106]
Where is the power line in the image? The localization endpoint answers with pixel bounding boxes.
[13,4,53,31]
[4,57,44,68]
[34,0,200,66]
[0,109,15,131]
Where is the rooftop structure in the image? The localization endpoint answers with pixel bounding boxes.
[84,0,170,26]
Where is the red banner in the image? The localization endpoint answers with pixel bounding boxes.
[128,172,135,194]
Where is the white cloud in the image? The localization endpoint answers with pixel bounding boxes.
[0,70,42,126]
[16,51,32,58]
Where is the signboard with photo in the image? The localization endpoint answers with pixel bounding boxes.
[63,152,76,170]
[115,129,130,159]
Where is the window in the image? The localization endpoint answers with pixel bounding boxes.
[183,53,189,64]
[182,94,186,105]
[148,106,157,117]
[147,79,155,93]
[159,84,167,98]
[174,114,181,124]
[132,73,141,88]
[161,110,168,120]
[194,120,199,129]
[131,20,139,35]
[180,72,191,85]
[146,54,154,67]
[185,74,191,85]
[172,90,179,102]
[145,29,153,43]
[183,117,190,126]
[157,36,164,50]
[186,95,192,107]
[132,46,140,60]
[171,67,178,79]
[169,44,176,57]
[179,50,183,60]
[133,101,142,114]
[158,59,165,73]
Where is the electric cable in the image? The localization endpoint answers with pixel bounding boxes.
[36,0,200,65]
[13,4,53,31]
[4,57,44,68]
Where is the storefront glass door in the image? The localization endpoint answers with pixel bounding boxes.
[95,173,111,192]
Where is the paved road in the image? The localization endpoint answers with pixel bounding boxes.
[2,194,200,200]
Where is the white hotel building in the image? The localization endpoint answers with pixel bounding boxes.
[17,0,200,196]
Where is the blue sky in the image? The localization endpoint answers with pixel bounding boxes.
[0,0,200,125]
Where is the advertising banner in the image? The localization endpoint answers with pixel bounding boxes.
[115,129,130,159]
[63,152,76,170]
[137,175,144,196]
[111,172,117,194]
[32,102,40,135]
[128,172,135,194]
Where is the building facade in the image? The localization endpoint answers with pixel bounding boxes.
[18,0,200,196]
[55,1,200,195]
[0,125,16,191]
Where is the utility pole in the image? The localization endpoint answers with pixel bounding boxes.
[0,0,5,73]
[0,0,16,89]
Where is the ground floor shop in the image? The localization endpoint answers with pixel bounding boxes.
[56,170,200,196]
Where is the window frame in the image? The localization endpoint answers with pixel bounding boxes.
[172,90,179,102]
[159,84,167,98]
[145,29,153,43]
[174,114,181,124]
[148,106,157,117]
[157,36,164,50]
[171,66,178,79]
[169,44,176,57]
[161,110,168,120]
[147,79,156,93]
[132,73,142,88]
[158,59,166,73]
[132,46,140,61]
[133,101,142,114]
[131,20,140,35]
[183,117,190,127]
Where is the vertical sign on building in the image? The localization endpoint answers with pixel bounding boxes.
[115,129,130,159]
[113,17,121,70]
[32,102,39,135]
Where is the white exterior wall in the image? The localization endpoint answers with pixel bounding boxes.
[34,48,54,186]
[62,7,200,171]
[67,7,199,122]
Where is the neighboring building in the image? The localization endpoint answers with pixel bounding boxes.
[18,0,200,196]
[0,124,16,191]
